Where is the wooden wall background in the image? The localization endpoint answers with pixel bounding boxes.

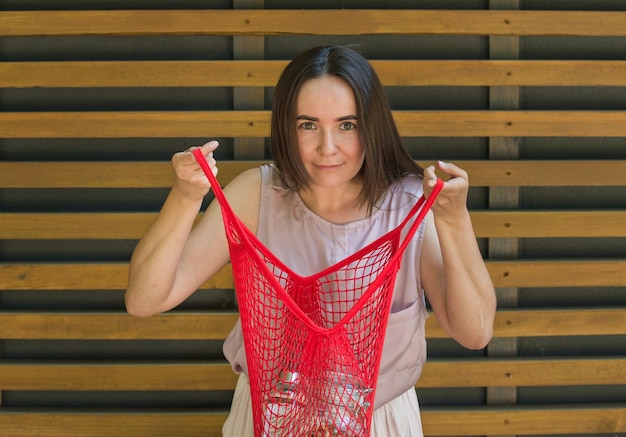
[0,0,625,436]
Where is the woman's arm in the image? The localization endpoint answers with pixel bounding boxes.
[125,141,261,317]
[420,161,497,350]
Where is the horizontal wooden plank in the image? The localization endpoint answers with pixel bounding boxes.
[3,60,626,88]
[1,10,625,37]
[2,110,626,138]
[0,308,624,340]
[492,308,626,337]
[0,213,158,240]
[2,160,625,188]
[0,312,239,340]
[0,162,177,189]
[1,260,624,291]
[470,211,626,238]
[393,111,626,138]
[1,358,623,391]
[0,362,238,391]
[0,111,270,139]
[1,60,289,89]
[460,160,626,187]
[2,210,625,239]
[0,411,227,437]
[488,260,626,288]
[420,357,626,388]
[422,405,626,436]
[0,263,234,290]
[1,405,625,436]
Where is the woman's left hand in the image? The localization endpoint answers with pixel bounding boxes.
[423,161,470,222]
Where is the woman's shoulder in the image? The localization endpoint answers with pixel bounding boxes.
[220,166,263,228]
[388,173,424,198]
[259,163,291,190]
[371,173,425,218]
[225,165,263,193]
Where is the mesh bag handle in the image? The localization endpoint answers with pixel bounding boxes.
[193,149,443,436]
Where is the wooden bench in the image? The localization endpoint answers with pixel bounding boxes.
[1,6,625,437]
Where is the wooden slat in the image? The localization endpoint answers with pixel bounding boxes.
[1,406,625,437]
[460,160,626,187]
[1,10,625,37]
[0,60,288,88]
[487,260,626,288]
[2,110,626,138]
[0,111,270,139]
[376,60,626,87]
[1,260,624,290]
[0,362,239,391]
[2,211,625,239]
[421,405,626,436]
[0,162,176,189]
[0,312,239,340]
[2,161,625,188]
[0,411,227,437]
[492,308,626,337]
[0,213,157,240]
[470,211,626,238]
[0,308,624,340]
[0,261,615,290]
[0,263,234,290]
[4,60,626,88]
[393,110,626,138]
[1,358,623,390]
[420,357,626,388]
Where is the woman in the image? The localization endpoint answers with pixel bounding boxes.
[125,45,496,436]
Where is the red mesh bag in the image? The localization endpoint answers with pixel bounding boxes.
[193,149,443,436]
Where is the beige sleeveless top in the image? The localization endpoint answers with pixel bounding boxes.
[223,164,429,409]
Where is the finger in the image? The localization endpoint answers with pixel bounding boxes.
[186,140,219,159]
[200,140,219,154]
[436,160,467,180]
[192,141,219,177]
[423,165,439,188]
[423,164,436,179]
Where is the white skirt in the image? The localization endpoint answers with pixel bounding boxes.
[222,374,424,437]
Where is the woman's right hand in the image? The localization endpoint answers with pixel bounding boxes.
[171,140,220,201]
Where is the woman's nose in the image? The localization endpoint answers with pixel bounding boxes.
[318,130,338,155]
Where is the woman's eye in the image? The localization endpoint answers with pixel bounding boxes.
[341,121,356,130]
[300,121,315,130]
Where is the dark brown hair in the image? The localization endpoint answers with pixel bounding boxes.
[271,45,423,212]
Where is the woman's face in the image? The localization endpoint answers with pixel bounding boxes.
[295,75,365,191]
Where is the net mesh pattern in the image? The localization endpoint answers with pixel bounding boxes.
[193,149,442,436]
